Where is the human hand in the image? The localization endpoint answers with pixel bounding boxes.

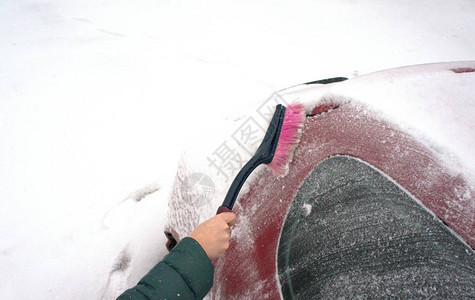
[189,212,236,260]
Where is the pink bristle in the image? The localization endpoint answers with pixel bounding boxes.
[269,102,306,177]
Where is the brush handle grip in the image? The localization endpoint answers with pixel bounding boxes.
[219,105,286,211]
[216,205,232,214]
[221,155,259,210]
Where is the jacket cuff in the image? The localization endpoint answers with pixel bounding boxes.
[164,237,214,298]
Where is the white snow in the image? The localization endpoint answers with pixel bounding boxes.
[1,0,474,299]
[279,61,475,185]
[303,203,313,217]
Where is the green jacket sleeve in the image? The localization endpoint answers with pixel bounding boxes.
[117,237,214,300]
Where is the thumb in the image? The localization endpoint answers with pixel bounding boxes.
[219,212,236,227]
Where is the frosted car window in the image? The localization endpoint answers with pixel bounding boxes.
[277,156,475,299]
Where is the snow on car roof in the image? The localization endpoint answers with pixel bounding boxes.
[278,61,475,186]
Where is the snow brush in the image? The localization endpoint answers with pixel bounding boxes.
[217,103,305,214]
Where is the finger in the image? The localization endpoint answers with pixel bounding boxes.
[220,212,236,226]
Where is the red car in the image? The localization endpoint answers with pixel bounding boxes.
[166,62,475,299]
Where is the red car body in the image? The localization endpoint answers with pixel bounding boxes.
[167,62,475,299]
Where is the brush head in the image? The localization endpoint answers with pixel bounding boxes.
[269,102,306,177]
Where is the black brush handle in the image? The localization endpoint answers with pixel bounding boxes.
[217,104,286,213]
[217,155,260,213]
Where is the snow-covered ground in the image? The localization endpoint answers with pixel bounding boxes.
[1,1,474,299]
